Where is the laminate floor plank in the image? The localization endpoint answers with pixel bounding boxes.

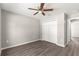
[1,38,79,56]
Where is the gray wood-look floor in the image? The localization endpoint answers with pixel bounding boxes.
[1,38,79,56]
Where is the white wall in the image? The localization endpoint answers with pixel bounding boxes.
[67,19,71,44]
[1,10,40,48]
[0,8,1,55]
[1,9,69,49]
[71,21,79,37]
[42,20,57,44]
[56,13,67,47]
[41,13,68,47]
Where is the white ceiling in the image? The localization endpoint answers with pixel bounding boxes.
[1,3,79,19]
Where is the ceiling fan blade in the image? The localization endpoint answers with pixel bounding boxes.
[44,9,53,11]
[40,3,45,10]
[42,12,45,16]
[28,8,38,11]
[33,12,39,15]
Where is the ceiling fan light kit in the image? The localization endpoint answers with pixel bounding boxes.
[28,3,53,16]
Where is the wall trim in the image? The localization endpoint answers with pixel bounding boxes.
[1,39,41,50]
[56,43,66,47]
[1,39,66,52]
[42,39,66,47]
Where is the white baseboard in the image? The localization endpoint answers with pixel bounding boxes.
[1,39,66,51]
[41,39,66,47]
[1,39,41,50]
[56,43,66,47]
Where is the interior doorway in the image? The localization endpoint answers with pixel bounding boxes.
[70,19,79,42]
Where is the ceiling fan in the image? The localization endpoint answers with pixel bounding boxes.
[28,3,53,16]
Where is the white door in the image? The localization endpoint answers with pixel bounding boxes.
[42,21,57,44]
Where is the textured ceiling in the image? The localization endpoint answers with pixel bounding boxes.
[1,3,79,19]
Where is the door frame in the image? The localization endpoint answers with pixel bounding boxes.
[68,17,79,40]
